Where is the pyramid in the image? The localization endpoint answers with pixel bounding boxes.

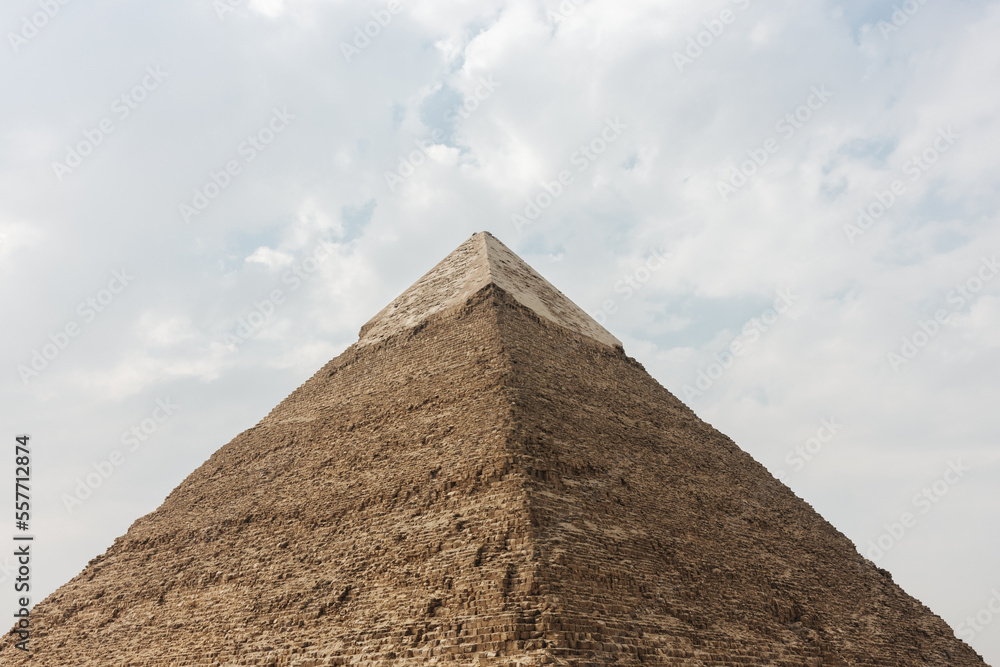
[6,231,987,666]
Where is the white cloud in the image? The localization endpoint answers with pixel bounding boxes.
[245,245,295,269]
[250,0,286,19]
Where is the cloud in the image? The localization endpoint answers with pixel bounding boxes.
[245,246,295,270]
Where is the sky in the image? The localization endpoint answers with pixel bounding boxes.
[1,0,999,661]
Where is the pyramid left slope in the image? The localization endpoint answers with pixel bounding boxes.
[4,287,541,666]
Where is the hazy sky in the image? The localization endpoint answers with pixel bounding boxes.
[1,0,999,661]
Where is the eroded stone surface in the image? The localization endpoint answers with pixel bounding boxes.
[3,235,987,667]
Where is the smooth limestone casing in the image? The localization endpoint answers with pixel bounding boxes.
[358,232,621,349]
[3,233,987,667]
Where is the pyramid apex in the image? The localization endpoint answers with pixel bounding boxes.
[358,232,621,348]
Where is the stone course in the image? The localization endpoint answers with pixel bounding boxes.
[2,232,987,666]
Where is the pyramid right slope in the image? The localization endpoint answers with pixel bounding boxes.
[489,285,985,666]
